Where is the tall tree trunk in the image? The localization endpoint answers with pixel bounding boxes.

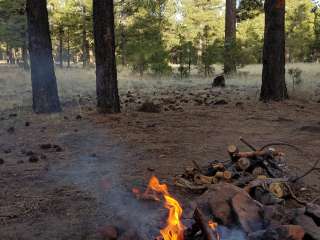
[22,43,30,71]
[93,0,120,113]
[224,0,237,74]
[82,5,89,68]
[67,27,71,68]
[26,0,61,113]
[260,0,288,101]
[119,0,126,65]
[22,32,30,71]
[58,25,64,68]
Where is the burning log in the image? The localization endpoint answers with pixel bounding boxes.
[193,208,220,240]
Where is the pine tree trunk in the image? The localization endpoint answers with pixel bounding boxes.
[224,0,237,74]
[260,0,288,101]
[93,0,120,113]
[119,0,126,65]
[67,27,71,68]
[26,0,61,113]
[22,41,30,71]
[82,5,89,68]
[58,25,64,68]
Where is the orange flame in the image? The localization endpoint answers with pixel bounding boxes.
[208,220,221,240]
[145,176,185,240]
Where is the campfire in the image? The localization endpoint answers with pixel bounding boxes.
[101,138,320,240]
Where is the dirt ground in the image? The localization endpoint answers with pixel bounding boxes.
[1,74,320,239]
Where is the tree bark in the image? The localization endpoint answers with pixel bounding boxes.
[224,0,237,74]
[26,0,61,113]
[67,27,71,68]
[82,5,90,68]
[22,38,30,71]
[58,24,64,68]
[93,0,120,113]
[260,0,288,101]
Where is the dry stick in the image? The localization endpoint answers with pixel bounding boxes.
[259,142,302,152]
[192,160,203,174]
[292,159,320,183]
[239,137,257,151]
[258,142,320,183]
[284,182,308,205]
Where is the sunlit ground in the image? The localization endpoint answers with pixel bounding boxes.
[0,63,319,111]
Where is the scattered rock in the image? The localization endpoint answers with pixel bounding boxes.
[214,99,228,105]
[248,225,304,240]
[273,117,294,122]
[98,225,118,240]
[25,150,35,156]
[293,213,320,240]
[231,191,264,233]
[212,75,226,87]
[8,113,17,118]
[196,183,242,226]
[117,230,139,240]
[53,145,63,152]
[306,203,320,226]
[0,158,4,164]
[299,126,320,133]
[17,160,24,164]
[3,148,12,154]
[138,101,161,113]
[146,123,156,128]
[7,127,15,134]
[39,144,63,152]
[75,115,82,120]
[40,144,52,150]
[25,122,30,127]
[29,155,39,163]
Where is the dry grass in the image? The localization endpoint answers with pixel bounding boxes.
[0,63,319,111]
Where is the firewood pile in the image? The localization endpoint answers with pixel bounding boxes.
[177,138,320,240]
[100,138,320,240]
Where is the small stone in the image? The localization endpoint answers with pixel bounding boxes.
[231,191,264,233]
[25,122,30,127]
[40,144,52,150]
[138,101,161,113]
[0,158,4,164]
[8,113,17,118]
[17,160,24,164]
[75,115,82,120]
[25,151,35,156]
[29,155,39,163]
[7,127,15,134]
[98,225,118,240]
[3,148,12,154]
[306,203,320,225]
[214,99,228,105]
[53,145,63,152]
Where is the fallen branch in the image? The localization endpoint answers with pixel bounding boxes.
[291,159,320,183]
[239,137,256,151]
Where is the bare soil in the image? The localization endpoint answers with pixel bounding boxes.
[1,86,320,239]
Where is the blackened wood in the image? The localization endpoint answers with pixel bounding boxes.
[260,0,288,101]
[193,208,219,240]
[26,0,61,113]
[93,0,120,113]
